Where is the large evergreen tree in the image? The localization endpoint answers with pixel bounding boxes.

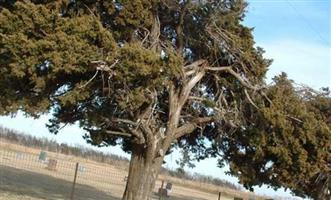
[0,1,329,199]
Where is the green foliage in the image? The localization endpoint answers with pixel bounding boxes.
[176,148,196,170]
[0,1,329,199]
[0,1,116,116]
[218,74,331,199]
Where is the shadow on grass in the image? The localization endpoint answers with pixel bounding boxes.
[0,165,209,200]
[0,165,120,200]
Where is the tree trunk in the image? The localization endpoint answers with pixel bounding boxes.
[122,145,164,200]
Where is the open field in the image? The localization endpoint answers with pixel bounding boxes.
[0,165,117,200]
[0,140,263,200]
[0,165,214,200]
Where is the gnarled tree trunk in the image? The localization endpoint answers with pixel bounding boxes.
[122,144,164,200]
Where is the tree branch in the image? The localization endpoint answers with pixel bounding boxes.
[174,117,214,139]
[244,89,259,109]
[185,69,196,76]
[105,130,132,137]
[176,0,190,53]
[111,118,137,126]
[184,59,207,69]
[205,66,231,71]
[206,67,262,90]
[179,70,205,108]
[183,59,207,78]
[286,115,303,123]
[101,117,145,143]
[168,84,180,128]
[139,123,154,143]
[188,96,226,114]
[150,15,161,51]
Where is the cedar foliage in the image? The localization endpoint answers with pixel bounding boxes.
[0,1,330,199]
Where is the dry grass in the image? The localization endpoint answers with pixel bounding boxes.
[0,165,117,200]
[0,140,264,200]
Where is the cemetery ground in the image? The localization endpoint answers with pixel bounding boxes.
[0,140,263,200]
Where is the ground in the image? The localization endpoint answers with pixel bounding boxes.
[0,140,262,200]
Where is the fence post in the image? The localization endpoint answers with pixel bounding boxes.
[159,180,165,200]
[160,180,164,189]
[70,162,79,200]
[218,192,221,200]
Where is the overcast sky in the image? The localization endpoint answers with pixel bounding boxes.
[0,1,330,199]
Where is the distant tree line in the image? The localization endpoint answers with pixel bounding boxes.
[0,126,129,165]
[165,169,242,191]
[0,125,240,190]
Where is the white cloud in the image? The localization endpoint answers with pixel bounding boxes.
[261,39,331,89]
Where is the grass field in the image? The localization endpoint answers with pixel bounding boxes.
[0,165,117,200]
[0,140,262,200]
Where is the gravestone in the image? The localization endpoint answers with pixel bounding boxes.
[78,165,85,173]
[16,152,24,159]
[165,182,172,191]
[39,151,47,162]
[46,159,57,171]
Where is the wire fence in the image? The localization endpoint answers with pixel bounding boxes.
[0,148,276,200]
[0,149,128,200]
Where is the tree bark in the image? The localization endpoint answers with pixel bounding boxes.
[122,144,164,200]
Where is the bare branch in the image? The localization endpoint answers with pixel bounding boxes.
[188,96,206,101]
[168,84,180,128]
[140,27,150,46]
[145,89,158,125]
[175,117,214,139]
[184,59,207,69]
[185,69,197,76]
[224,68,254,88]
[206,67,262,90]
[188,96,226,114]
[183,59,207,79]
[217,89,229,108]
[175,123,196,139]
[80,59,119,89]
[101,117,145,143]
[286,115,303,123]
[150,15,161,50]
[175,0,190,52]
[111,118,137,126]
[128,128,146,144]
[139,123,154,143]
[161,84,181,152]
[244,89,259,109]
[79,70,99,89]
[105,130,132,137]
[179,70,205,107]
[261,91,272,104]
[205,66,231,71]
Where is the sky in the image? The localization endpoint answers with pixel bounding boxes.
[0,0,330,199]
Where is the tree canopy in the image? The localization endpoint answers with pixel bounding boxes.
[0,1,330,199]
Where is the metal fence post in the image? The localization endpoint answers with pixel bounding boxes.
[218,192,221,200]
[159,180,165,200]
[70,162,79,200]
[160,180,164,189]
